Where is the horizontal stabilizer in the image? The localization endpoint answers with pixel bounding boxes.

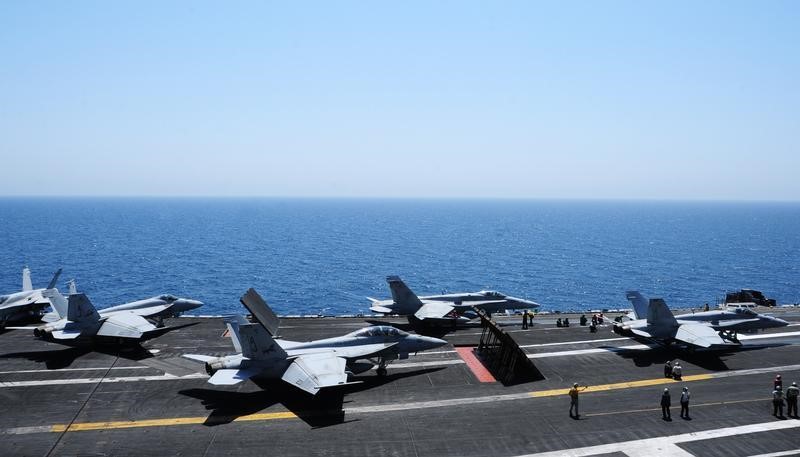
[674,323,729,348]
[208,368,258,386]
[630,328,654,338]
[183,354,217,363]
[240,288,280,336]
[282,352,348,395]
[52,329,82,339]
[369,305,394,314]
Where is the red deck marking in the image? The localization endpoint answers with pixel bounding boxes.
[454,347,497,383]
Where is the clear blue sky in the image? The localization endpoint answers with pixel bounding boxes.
[1,1,798,199]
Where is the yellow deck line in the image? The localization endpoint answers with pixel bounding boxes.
[530,373,713,398]
[51,411,298,432]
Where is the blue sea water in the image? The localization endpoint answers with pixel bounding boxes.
[0,198,798,315]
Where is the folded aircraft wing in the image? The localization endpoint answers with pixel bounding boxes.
[282,352,348,395]
[674,323,729,348]
[97,313,157,339]
[414,302,459,321]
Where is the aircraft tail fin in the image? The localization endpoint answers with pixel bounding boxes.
[646,298,678,326]
[46,268,62,290]
[67,279,77,295]
[239,288,281,336]
[66,293,100,323]
[223,315,250,353]
[44,289,69,319]
[236,321,287,360]
[386,275,423,313]
[625,291,649,320]
[22,267,33,291]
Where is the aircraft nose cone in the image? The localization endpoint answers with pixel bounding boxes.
[421,336,448,350]
[176,298,204,310]
[511,297,540,308]
[772,316,790,327]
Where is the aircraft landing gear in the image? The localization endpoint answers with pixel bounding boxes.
[376,357,390,377]
[719,329,740,343]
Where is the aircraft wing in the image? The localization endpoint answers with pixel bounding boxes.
[414,302,460,322]
[674,323,729,348]
[106,305,169,319]
[713,319,760,328]
[452,300,508,311]
[333,342,398,359]
[282,352,348,395]
[97,313,157,339]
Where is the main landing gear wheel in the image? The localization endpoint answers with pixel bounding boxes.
[377,367,387,377]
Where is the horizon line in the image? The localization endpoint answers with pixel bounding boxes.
[0,195,798,203]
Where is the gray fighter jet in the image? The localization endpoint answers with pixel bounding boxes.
[368,275,539,325]
[626,291,788,342]
[41,280,203,325]
[185,288,447,395]
[0,267,62,329]
[17,288,202,344]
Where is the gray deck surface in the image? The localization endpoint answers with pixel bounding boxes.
[1,309,800,457]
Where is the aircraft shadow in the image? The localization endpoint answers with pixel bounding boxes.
[602,343,785,371]
[180,367,445,428]
[0,343,156,369]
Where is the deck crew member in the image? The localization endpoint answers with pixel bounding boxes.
[786,382,799,418]
[569,383,587,419]
[579,314,587,326]
[522,311,528,329]
[773,386,785,417]
[680,387,690,419]
[672,362,683,380]
[664,361,673,378]
[661,388,672,420]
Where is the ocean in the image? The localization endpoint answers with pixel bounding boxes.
[0,198,798,315]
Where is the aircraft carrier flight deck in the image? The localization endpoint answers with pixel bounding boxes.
[2,310,800,457]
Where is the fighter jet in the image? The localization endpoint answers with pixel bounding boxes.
[626,291,788,342]
[0,267,62,329]
[18,288,201,344]
[184,288,447,395]
[614,292,739,350]
[368,275,539,325]
[41,280,203,325]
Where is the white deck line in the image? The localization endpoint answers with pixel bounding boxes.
[0,373,207,388]
[513,420,800,457]
[0,366,147,375]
